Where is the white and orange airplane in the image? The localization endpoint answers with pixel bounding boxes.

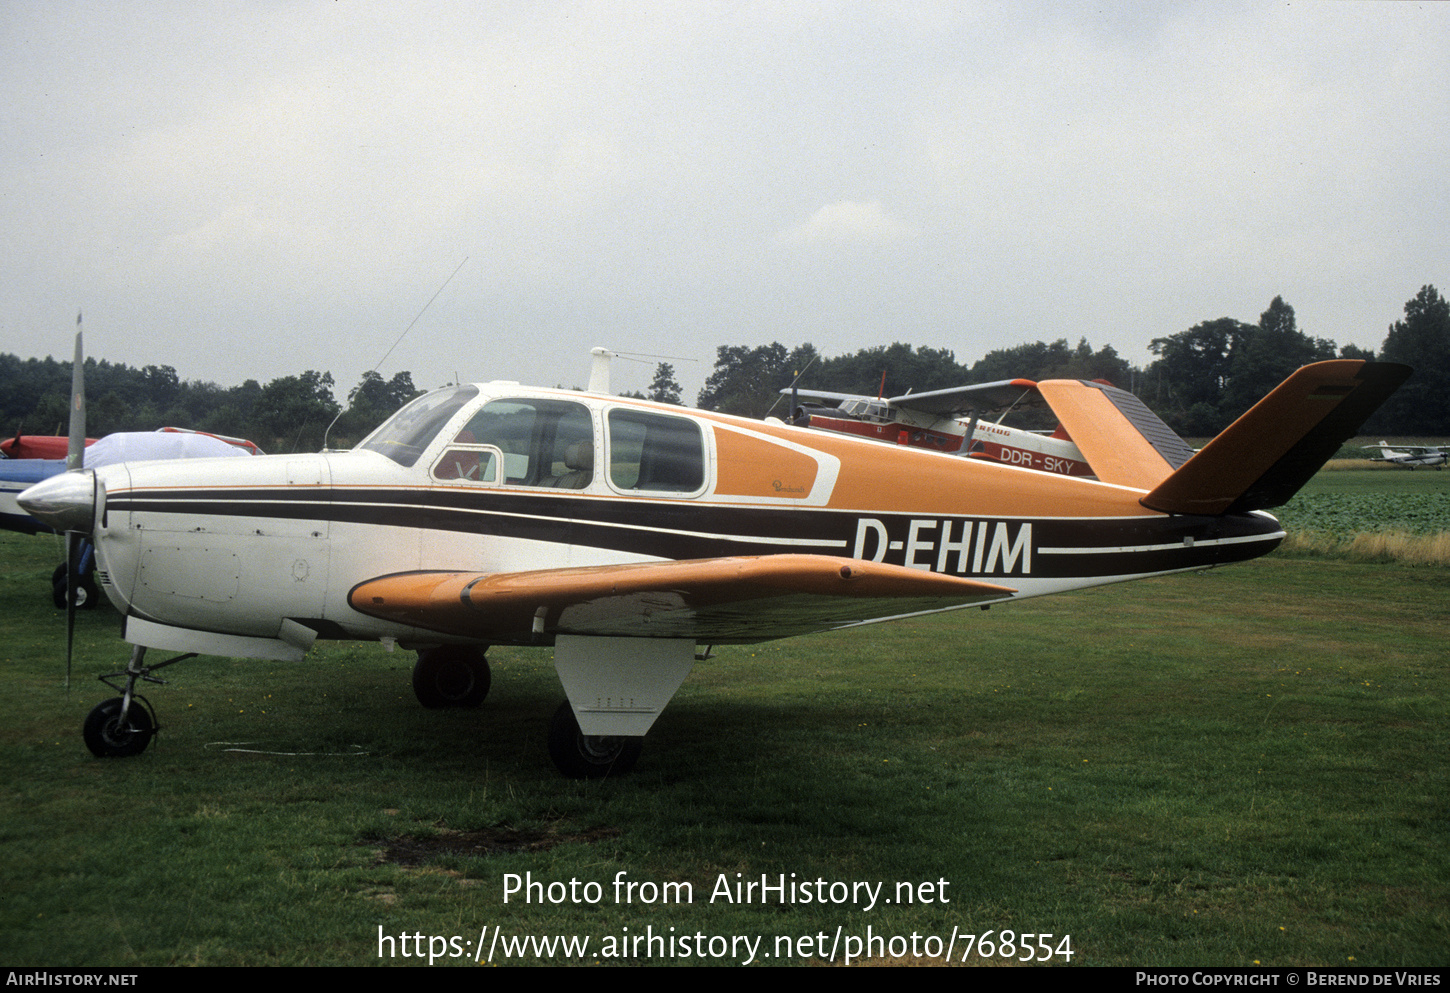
[785,380,1095,477]
[19,348,1408,778]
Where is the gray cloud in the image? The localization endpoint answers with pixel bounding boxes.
[2,1,1445,403]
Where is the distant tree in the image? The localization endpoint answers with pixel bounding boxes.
[1373,285,1450,433]
[328,370,420,445]
[255,371,339,451]
[0,354,64,428]
[141,365,181,409]
[697,343,813,417]
[968,339,1076,384]
[1221,297,1336,419]
[813,342,967,397]
[646,363,683,405]
[1037,337,1134,385]
[1147,297,1337,434]
[1148,318,1244,433]
[349,370,418,413]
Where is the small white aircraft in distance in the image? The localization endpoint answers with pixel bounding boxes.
[20,346,1409,778]
[784,380,1095,477]
[1362,442,1447,469]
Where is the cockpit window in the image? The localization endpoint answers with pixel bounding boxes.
[357,385,479,467]
[453,399,594,488]
[838,398,897,422]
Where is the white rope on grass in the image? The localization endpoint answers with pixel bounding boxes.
[204,741,369,756]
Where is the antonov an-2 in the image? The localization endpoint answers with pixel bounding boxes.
[19,354,1408,778]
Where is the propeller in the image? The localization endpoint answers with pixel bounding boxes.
[766,355,817,423]
[19,316,107,691]
[64,314,86,688]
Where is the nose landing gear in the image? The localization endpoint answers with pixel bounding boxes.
[82,645,195,758]
[83,696,156,757]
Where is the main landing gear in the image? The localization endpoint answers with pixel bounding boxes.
[82,645,193,758]
[411,646,491,708]
[547,701,642,779]
[409,644,645,779]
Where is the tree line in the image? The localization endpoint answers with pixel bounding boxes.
[0,358,420,454]
[3,285,1445,452]
[688,285,1449,437]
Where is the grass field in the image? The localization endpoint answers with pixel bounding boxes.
[1,510,1445,967]
[1273,460,1450,566]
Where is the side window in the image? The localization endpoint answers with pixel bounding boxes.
[449,399,594,489]
[607,408,705,494]
[431,445,501,484]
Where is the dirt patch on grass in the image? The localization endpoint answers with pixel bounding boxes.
[369,824,620,866]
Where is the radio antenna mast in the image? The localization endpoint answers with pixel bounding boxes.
[322,257,468,449]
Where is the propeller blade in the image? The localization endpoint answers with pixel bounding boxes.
[65,531,78,690]
[68,314,85,471]
[65,313,85,689]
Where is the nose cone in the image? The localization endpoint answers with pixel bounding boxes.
[18,470,97,534]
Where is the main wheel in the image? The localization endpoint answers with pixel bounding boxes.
[51,564,99,610]
[412,646,490,708]
[83,697,155,758]
[547,700,642,779]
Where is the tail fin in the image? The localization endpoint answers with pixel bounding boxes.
[1033,379,1196,491]
[1142,361,1410,515]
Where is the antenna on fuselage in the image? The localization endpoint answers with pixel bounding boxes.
[322,257,468,449]
[587,347,613,394]
[584,348,694,397]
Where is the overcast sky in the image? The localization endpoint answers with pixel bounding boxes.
[3,1,1446,403]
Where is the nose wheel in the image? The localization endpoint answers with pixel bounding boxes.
[51,564,99,610]
[81,645,194,758]
[83,696,156,757]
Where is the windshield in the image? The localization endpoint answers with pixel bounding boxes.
[357,385,479,466]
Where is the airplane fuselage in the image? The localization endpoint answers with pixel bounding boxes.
[805,409,1094,477]
[1378,452,1446,467]
[79,383,1281,660]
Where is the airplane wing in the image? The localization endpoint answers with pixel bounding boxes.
[785,380,1045,417]
[0,459,66,535]
[884,379,1045,416]
[787,388,874,405]
[349,555,1016,644]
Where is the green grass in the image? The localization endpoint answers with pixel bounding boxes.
[1,528,1446,967]
[1273,462,1450,564]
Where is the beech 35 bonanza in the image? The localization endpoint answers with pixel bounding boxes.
[785,380,1095,477]
[19,354,1408,778]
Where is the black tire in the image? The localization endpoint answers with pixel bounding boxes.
[412,646,490,708]
[51,565,99,611]
[547,700,642,779]
[83,697,155,758]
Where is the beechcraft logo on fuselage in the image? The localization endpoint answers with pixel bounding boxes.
[852,518,1032,576]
